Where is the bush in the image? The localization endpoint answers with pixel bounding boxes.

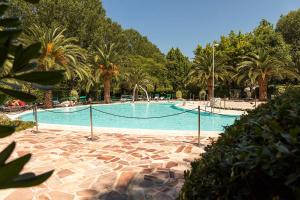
[199,90,206,100]
[179,88,300,200]
[0,115,34,132]
[176,90,183,99]
[70,89,79,99]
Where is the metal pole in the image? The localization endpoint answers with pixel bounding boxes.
[34,104,38,132]
[198,106,201,146]
[254,95,257,108]
[89,104,94,140]
[212,45,215,102]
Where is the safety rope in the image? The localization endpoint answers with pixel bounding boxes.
[36,105,237,117]
[39,107,90,114]
[91,107,198,119]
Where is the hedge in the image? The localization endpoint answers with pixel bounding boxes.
[178,88,300,200]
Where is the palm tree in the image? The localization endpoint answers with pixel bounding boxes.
[94,43,119,104]
[123,67,152,101]
[188,50,232,100]
[21,24,89,108]
[238,50,298,101]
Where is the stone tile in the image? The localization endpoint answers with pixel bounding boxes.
[97,155,115,161]
[115,171,136,193]
[166,161,178,169]
[4,189,33,200]
[76,189,98,197]
[49,191,74,200]
[175,146,185,153]
[0,128,213,200]
[57,169,74,178]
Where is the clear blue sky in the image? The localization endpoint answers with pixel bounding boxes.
[102,0,300,58]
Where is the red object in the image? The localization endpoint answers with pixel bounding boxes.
[18,100,26,107]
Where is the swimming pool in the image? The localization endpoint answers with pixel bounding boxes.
[20,103,239,131]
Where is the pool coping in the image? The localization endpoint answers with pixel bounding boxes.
[37,123,222,137]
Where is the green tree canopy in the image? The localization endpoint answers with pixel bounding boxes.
[191,44,233,99]
[218,31,253,68]
[276,9,300,70]
[165,48,191,91]
[251,20,291,62]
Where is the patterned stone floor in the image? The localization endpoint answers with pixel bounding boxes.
[0,128,213,200]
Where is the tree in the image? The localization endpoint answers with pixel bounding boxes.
[123,55,166,93]
[123,67,152,101]
[10,0,107,49]
[165,48,190,92]
[123,29,165,62]
[94,43,120,104]
[238,50,298,101]
[189,45,233,100]
[20,24,89,108]
[251,20,291,61]
[276,9,300,71]
[218,31,253,69]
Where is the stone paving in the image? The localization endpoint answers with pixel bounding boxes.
[0,128,214,200]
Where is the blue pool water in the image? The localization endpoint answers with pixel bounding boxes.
[20,103,239,131]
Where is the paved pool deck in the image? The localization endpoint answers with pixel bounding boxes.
[0,128,216,200]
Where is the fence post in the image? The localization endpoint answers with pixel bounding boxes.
[198,106,201,146]
[89,104,94,140]
[34,103,39,132]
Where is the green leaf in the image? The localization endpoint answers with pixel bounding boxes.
[0,170,53,189]
[275,142,290,154]
[0,3,9,16]
[0,17,20,27]
[23,0,40,3]
[0,154,31,183]
[0,142,16,166]
[0,126,15,139]
[12,43,41,73]
[0,87,36,102]
[13,71,64,85]
[0,29,22,44]
[0,47,8,68]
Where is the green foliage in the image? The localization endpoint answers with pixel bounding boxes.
[277,9,300,71]
[166,48,191,91]
[218,31,253,68]
[199,90,206,100]
[69,89,78,99]
[189,44,234,99]
[176,90,182,99]
[122,29,165,62]
[0,115,34,132]
[20,24,90,80]
[0,0,63,190]
[237,49,299,100]
[10,0,106,48]
[179,88,300,200]
[252,19,291,61]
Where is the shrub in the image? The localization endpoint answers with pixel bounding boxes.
[176,90,183,99]
[178,88,300,200]
[0,115,34,132]
[199,90,206,100]
[70,89,79,99]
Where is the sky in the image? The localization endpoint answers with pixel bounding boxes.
[102,0,300,58]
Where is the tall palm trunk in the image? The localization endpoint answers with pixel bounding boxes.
[258,76,267,101]
[103,77,111,104]
[207,78,213,100]
[44,90,53,108]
